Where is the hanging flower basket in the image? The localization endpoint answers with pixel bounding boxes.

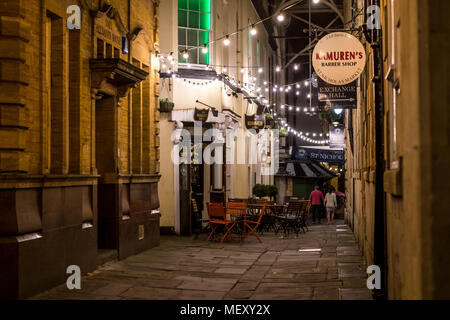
[265,114,275,128]
[159,99,174,112]
[279,127,288,137]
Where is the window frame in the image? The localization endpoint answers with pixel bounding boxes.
[177,0,212,67]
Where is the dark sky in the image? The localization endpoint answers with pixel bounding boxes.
[269,0,345,145]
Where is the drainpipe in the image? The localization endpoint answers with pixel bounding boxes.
[364,0,387,300]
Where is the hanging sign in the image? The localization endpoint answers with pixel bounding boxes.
[245,114,265,130]
[329,125,346,149]
[194,108,210,122]
[313,32,366,85]
[292,147,345,164]
[318,78,357,109]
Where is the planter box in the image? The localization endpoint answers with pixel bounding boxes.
[159,101,174,112]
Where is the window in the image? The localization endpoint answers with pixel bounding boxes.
[178,0,211,65]
[386,0,400,169]
[47,13,69,174]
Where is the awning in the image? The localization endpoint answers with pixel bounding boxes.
[275,161,336,179]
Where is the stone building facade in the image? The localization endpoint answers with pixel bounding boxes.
[344,0,450,299]
[0,0,161,299]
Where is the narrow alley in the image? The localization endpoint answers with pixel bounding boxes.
[1,0,450,304]
[31,221,371,300]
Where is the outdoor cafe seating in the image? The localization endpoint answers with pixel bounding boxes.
[205,199,311,243]
[206,202,267,243]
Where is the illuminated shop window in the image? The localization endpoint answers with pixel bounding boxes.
[178,0,211,65]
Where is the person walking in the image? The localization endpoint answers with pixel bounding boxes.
[309,186,324,224]
[324,188,338,225]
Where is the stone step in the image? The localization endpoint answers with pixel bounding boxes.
[97,249,118,266]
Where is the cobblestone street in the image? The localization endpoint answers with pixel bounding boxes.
[31,220,372,300]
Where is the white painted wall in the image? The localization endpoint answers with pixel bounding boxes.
[158,0,278,231]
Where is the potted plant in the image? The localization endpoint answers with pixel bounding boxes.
[159,98,174,112]
[279,127,288,137]
[265,185,278,201]
[265,113,275,128]
[252,184,267,199]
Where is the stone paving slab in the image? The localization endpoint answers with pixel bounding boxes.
[30,220,372,300]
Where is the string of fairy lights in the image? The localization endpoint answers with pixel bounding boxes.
[159,55,312,94]
[165,71,330,144]
[160,0,329,144]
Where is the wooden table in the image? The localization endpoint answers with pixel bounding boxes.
[246,204,286,234]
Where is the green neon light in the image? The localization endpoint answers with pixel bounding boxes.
[178,0,210,65]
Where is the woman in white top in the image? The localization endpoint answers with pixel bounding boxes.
[324,188,337,225]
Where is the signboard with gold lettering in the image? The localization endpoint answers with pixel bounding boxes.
[318,78,357,109]
[194,109,210,122]
[245,114,265,130]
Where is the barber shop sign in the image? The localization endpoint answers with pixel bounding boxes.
[313,32,366,85]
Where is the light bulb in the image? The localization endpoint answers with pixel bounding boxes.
[304,80,309,86]
[276,66,281,72]
[313,0,320,3]
[182,50,189,59]
[258,68,263,73]
[294,64,299,70]
[250,25,257,36]
[223,36,230,46]
[277,14,285,22]
[202,44,208,54]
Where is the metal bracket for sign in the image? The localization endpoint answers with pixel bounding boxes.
[195,100,218,116]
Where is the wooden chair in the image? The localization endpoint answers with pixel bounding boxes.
[275,200,304,236]
[223,202,247,238]
[206,203,236,243]
[300,200,311,232]
[242,204,267,243]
